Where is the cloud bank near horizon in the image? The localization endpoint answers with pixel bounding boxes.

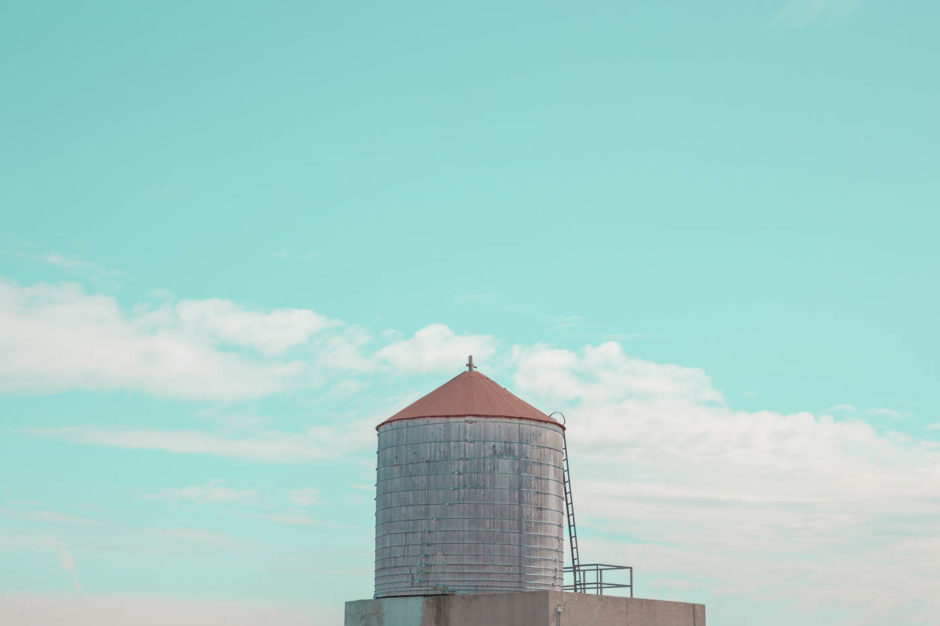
[0,278,495,400]
[2,276,938,625]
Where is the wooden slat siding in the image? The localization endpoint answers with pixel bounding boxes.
[374,417,565,598]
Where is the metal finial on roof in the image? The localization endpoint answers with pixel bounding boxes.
[466,355,476,371]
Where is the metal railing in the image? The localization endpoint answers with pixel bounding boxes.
[564,563,633,596]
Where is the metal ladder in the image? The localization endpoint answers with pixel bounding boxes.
[555,413,584,593]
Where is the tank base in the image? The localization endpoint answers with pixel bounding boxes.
[345,591,705,626]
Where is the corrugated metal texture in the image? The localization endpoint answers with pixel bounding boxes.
[376,371,563,429]
[374,417,565,598]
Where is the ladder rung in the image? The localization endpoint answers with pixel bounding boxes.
[562,428,582,592]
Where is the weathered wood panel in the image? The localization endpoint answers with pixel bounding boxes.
[374,417,565,597]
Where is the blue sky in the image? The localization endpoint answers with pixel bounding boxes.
[1,1,938,624]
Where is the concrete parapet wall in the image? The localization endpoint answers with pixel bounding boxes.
[550,593,705,626]
[345,591,705,626]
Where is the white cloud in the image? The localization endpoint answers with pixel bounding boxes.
[0,279,310,400]
[40,253,122,279]
[315,326,377,372]
[174,298,333,356]
[26,422,375,464]
[511,341,940,623]
[52,542,82,590]
[825,404,905,420]
[512,341,723,404]
[774,0,862,29]
[544,314,582,331]
[5,274,938,623]
[376,324,496,374]
[0,593,326,626]
[58,545,77,569]
[861,407,904,419]
[142,481,258,504]
[0,279,498,399]
[287,487,321,507]
[3,243,124,284]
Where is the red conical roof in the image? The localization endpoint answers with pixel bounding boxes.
[377,370,562,429]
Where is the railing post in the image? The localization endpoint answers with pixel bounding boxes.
[564,563,633,596]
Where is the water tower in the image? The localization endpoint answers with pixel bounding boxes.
[345,358,706,626]
[374,356,565,597]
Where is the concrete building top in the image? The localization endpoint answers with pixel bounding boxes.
[346,592,706,626]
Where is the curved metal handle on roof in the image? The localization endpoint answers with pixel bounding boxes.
[549,411,566,426]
